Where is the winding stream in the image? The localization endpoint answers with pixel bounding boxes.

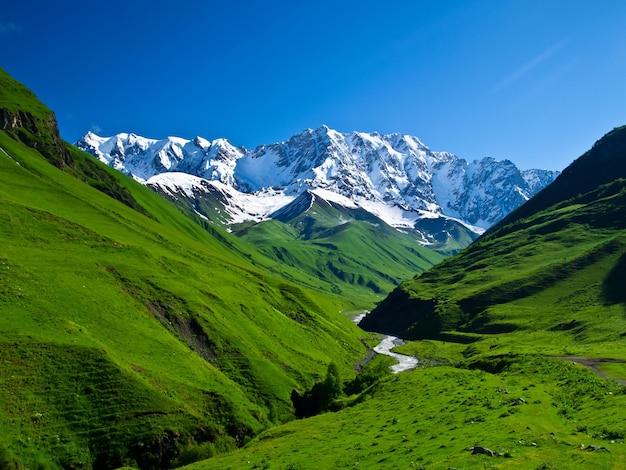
[352,312,419,374]
[373,335,419,373]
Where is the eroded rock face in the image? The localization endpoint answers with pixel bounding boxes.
[0,107,73,168]
[0,108,37,131]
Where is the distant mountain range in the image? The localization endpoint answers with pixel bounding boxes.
[77,126,559,247]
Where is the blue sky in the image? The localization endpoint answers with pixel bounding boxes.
[2,1,626,171]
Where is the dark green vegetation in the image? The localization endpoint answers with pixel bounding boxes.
[0,68,369,468]
[233,191,445,304]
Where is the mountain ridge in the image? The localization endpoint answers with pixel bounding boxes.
[77,126,559,236]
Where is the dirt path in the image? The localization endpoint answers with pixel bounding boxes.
[552,356,626,386]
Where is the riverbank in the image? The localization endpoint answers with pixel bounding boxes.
[352,312,418,373]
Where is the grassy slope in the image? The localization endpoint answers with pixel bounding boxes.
[364,189,626,343]
[234,195,445,305]
[190,129,626,469]
[0,69,368,468]
[490,125,626,234]
[360,127,626,369]
[189,356,626,469]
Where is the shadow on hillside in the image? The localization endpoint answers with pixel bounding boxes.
[602,252,626,306]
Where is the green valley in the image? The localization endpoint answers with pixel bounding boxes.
[360,126,626,368]
[192,126,626,469]
[2,64,626,470]
[232,191,445,304]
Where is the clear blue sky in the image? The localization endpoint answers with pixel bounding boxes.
[2,1,626,171]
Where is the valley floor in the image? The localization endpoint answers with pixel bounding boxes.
[185,349,626,470]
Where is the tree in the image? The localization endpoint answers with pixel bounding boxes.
[321,362,342,404]
[291,362,343,417]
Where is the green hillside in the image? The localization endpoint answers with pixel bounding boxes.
[233,192,445,303]
[190,128,626,469]
[0,68,368,468]
[361,125,626,364]
[153,184,460,304]
[191,355,626,469]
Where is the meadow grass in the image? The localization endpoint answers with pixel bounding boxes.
[187,354,626,469]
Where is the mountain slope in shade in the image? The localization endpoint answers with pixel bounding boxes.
[77,127,558,240]
[360,125,626,352]
[488,125,626,234]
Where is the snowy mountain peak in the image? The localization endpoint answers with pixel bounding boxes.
[77,127,559,232]
[77,132,245,184]
[193,136,211,149]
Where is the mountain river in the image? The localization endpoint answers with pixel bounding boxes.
[352,312,418,374]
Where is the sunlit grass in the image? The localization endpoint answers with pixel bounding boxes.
[233,201,445,305]
[189,356,626,469]
[0,125,368,467]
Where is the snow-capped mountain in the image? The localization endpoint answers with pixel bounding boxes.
[80,132,243,186]
[77,126,559,237]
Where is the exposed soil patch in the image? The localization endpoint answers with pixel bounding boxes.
[354,340,375,373]
[145,298,217,363]
[551,356,626,385]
